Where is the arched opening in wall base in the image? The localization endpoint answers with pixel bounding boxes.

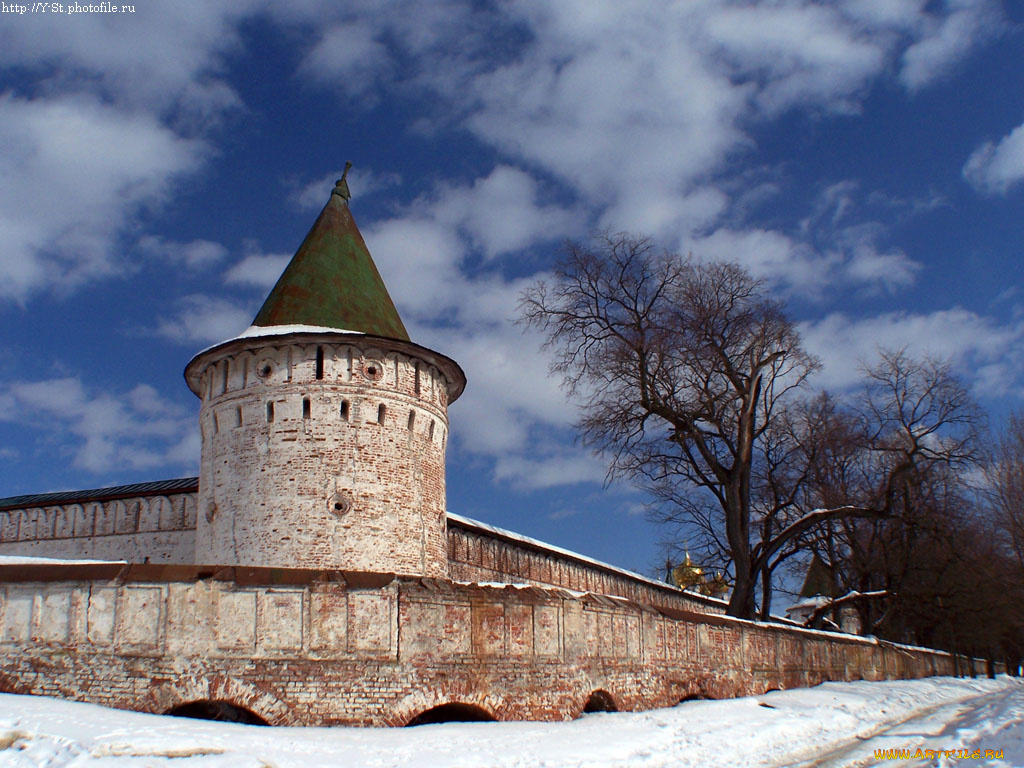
[165,700,269,725]
[406,703,496,726]
[582,690,617,714]
[677,693,713,704]
[0,674,28,696]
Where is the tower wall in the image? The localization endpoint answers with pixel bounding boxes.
[188,333,459,576]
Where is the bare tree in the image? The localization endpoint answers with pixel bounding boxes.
[802,350,985,637]
[520,234,839,618]
[981,411,1024,669]
[986,411,1024,572]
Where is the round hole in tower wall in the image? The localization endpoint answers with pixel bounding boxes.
[256,359,275,379]
[361,359,384,382]
[328,492,352,516]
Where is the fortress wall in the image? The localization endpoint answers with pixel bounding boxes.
[447,522,727,616]
[0,565,969,726]
[0,493,198,564]
[0,487,726,620]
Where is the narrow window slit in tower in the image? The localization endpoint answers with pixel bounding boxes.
[414,362,421,394]
[236,406,243,427]
[340,399,349,421]
[266,401,274,423]
[377,403,386,424]
[407,410,416,431]
[429,420,435,440]
[315,346,324,380]
[302,397,311,420]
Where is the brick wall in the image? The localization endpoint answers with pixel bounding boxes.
[0,491,728,619]
[447,518,727,615]
[0,564,971,727]
[0,493,197,563]
[189,334,457,576]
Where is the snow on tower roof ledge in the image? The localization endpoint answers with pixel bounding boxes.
[187,325,365,361]
[236,324,365,340]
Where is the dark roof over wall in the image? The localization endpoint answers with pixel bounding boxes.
[0,477,198,512]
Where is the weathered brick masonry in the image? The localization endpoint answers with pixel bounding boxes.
[0,484,197,563]
[0,176,990,727]
[1,491,725,616]
[0,563,963,726]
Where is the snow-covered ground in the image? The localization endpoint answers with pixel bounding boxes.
[1,676,1022,767]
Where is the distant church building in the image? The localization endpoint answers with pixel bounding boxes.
[0,174,967,726]
[785,555,862,635]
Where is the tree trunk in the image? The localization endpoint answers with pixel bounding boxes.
[759,564,772,621]
[725,480,756,618]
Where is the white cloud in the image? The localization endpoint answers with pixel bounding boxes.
[963,122,1024,195]
[0,2,260,113]
[298,22,392,96]
[430,166,584,259]
[153,295,253,345]
[802,181,861,231]
[605,187,728,242]
[464,10,748,223]
[900,0,999,91]
[688,184,927,297]
[356,167,591,489]
[435,324,571,453]
[0,3,265,304]
[702,4,886,114]
[843,244,920,292]
[364,216,467,320]
[224,253,291,289]
[687,228,835,295]
[800,308,1024,395]
[452,0,999,234]
[493,453,606,490]
[0,377,196,474]
[138,236,227,270]
[364,166,579,320]
[0,93,205,303]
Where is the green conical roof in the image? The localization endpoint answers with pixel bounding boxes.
[252,176,410,341]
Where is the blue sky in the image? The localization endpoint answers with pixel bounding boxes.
[1,0,1022,581]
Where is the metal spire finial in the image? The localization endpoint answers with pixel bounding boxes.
[333,161,353,202]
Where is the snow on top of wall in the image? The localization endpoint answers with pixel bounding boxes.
[0,555,127,565]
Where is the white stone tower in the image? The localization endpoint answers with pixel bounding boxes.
[185,172,465,576]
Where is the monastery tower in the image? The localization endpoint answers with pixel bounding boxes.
[184,172,465,576]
